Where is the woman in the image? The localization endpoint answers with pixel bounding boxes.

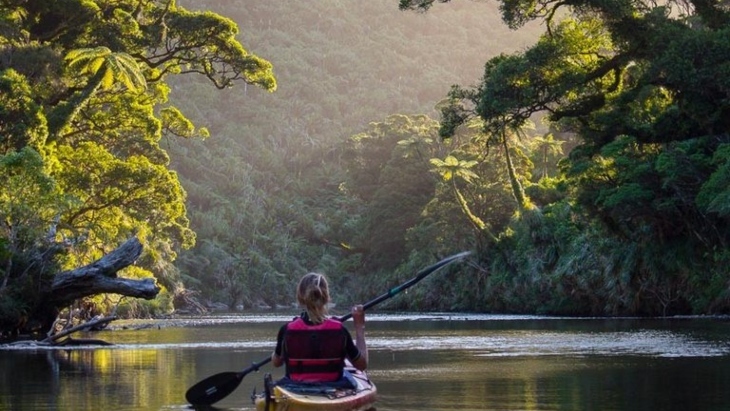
[271,273,367,386]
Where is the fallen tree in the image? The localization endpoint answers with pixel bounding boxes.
[49,237,159,307]
[1,237,160,341]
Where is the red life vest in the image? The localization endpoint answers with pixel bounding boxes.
[283,317,347,382]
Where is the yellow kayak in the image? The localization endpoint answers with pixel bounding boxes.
[254,366,376,411]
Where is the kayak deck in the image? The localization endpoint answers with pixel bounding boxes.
[254,367,376,411]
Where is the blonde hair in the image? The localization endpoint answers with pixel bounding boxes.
[297,273,330,324]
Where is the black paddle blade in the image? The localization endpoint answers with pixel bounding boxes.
[185,371,243,406]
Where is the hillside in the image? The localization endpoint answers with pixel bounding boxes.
[166,0,543,307]
[171,0,541,152]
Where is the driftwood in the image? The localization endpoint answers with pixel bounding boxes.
[50,237,160,308]
[54,337,114,346]
[42,315,117,344]
[7,315,118,347]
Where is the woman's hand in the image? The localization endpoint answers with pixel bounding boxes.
[351,304,365,327]
[351,304,368,370]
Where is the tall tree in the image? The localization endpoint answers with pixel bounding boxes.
[429,155,497,239]
[530,133,564,180]
[48,46,146,137]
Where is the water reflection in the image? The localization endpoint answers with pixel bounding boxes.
[378,329,730,357]
[4,314,728,358]
[1,314,730,411]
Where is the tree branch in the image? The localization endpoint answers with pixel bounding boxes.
[50,237,160,308]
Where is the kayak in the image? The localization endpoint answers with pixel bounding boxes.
[254,365,376,411]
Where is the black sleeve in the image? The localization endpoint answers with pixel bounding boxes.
[274,323,287,356]
[343,327,361,362]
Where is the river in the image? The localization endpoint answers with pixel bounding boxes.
[1,313,729,410]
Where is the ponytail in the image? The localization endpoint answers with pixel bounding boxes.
[297,273,330,324]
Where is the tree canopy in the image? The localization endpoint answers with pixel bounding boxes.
[404,0,730,314]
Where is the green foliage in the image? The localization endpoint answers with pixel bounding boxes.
[4,0,726,319]
[158,7,277,91]
[393,0,730,316]
[526,175,567,206]
[529,133,565,181]
[114,268,173,318]
[496,0,730,314]
[0,148,66,333]
[165,0,539,310]
[430,155,480,183]
[174,0,728,316]
[0,70,48,153]
[340,114,442,271]
[0,148,67,274]
[65,47,147,92]
[0,0,278,329]
[696,143,730,217]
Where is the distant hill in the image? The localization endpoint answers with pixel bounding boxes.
[172,0,541,149]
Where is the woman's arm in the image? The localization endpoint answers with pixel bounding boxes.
[351,304,368,370]
[272,352,284,367]
[272,324,286,367]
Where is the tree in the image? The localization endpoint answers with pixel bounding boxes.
[430,155,491,232]
[50,237,158,309]
[0,148,64,294]
[48,47,146,137]
[530,133,564,180]
[0,0,277,336]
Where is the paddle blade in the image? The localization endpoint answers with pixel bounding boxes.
[185,371,243,406]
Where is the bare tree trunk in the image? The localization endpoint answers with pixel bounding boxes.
[49,237,160,308]
[501,128,528,210]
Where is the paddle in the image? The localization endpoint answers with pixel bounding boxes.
[185,250,472,406]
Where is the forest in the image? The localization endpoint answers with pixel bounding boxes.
[1,0,729,338]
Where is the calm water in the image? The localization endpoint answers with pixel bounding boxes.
[1,313,730,411]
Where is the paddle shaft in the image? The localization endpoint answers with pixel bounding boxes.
[338,250,472,322]
[186,250,471,405]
